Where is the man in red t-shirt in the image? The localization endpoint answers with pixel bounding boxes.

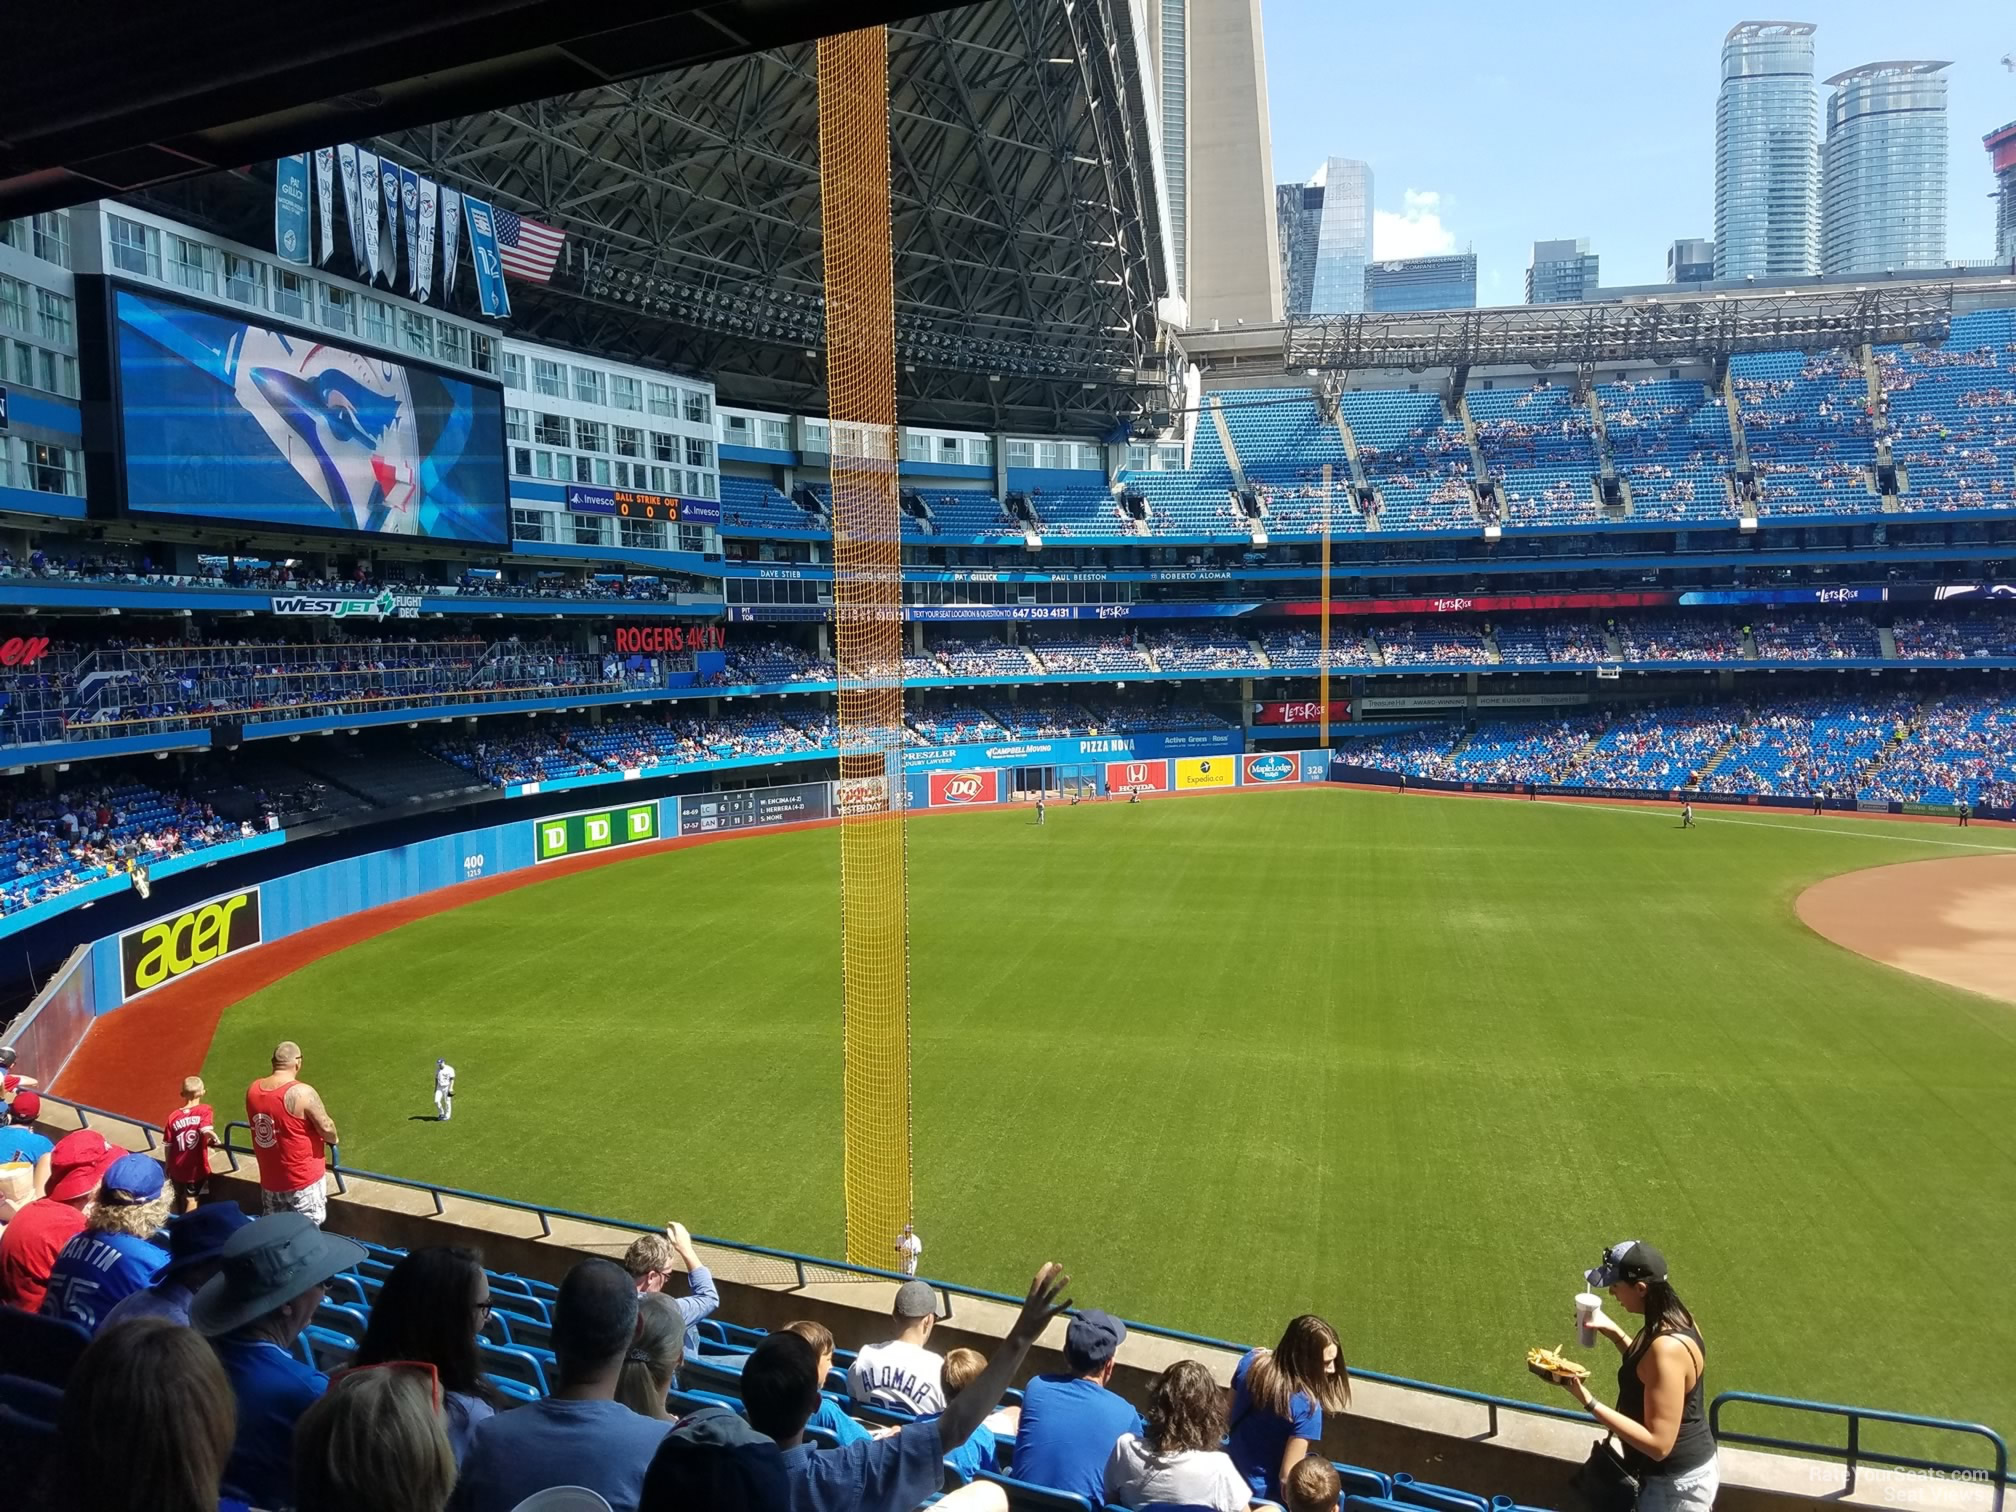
[246,1041,339,1227]
[0,1128,126,1312]
[163,1075,221,1214]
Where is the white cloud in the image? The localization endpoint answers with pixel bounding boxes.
[1373,190,1457,261]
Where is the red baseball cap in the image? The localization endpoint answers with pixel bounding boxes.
[10,1090,40,1122]
[47,1129,129,1201]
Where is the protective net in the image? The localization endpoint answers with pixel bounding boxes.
[819,27,913,1267]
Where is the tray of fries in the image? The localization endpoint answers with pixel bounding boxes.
[1527,1345,1589,1382]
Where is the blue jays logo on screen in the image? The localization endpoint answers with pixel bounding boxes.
[113,289,506,543]
[1243,753,1296,784]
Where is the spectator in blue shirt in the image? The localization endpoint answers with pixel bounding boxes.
[780,1318,873,1446]
[41,1152,172,1334]
[101,1199,253,1331]
[1010,1306,1144,1502]
[742,1260,1074,1512]
[623,1219,721,1361]
[451,1257,675,1512]
[192,1210,368,1511]
[932,1347,998,1481]
[0,1089,53,1202]
[1226,1314,1352,1502]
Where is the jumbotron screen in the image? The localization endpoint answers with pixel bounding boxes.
[112,287,508,544]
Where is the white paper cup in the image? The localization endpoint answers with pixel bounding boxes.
[1576,1291,1604,1348]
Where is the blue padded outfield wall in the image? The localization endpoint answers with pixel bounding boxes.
[6,751,1333,1052]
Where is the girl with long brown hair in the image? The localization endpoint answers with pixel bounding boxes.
[1226,1314,1351,1502]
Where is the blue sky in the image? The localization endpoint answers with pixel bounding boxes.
[1261,0,2013,304]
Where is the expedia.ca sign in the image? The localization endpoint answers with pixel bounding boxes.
[119,888,263,1001]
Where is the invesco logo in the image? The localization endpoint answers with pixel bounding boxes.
[119,889,263,1000]
[1248,754,1295,782]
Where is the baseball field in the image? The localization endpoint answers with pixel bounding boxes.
[194,788,2016,1442]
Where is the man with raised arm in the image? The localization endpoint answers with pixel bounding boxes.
[246,1041,340,1228]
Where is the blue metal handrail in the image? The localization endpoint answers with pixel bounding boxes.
[1711,1391,2006,1511]
[73,1092,2007,1460]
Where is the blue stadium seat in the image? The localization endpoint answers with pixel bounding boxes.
[0,1307,90,1387]
[478,1339,551,1395]
[298,1324,358,1372]
[1334,1462,1392,1500]
[976,1469,1100,1512]
[1391,1475,1491,1512]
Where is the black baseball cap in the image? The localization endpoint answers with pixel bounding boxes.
[1587,1240,1668,1287]
[1065,1308,1127,1371]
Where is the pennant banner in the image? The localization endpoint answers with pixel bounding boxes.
[338,145,365,267]
[417,177,439,304]
[274,154,312,265]
[399,167,421,295]
[314,147,336,266]
[462,196,511,319]
[440,188,463,299]
[378,157,402,287]
[357,150,383,284]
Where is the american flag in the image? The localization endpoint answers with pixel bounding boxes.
[495,208,567,283]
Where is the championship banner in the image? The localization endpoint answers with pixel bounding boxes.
[928,771,1001,806]
[314,148,337,265]
[337,145,366,266]
[462,197,510,318]
[356,150,383,284]
[417,177,439,303]
[399,166,421,294]
[274,155,311,265]
[1105,759,1169,794]
[440,188,463,298]
[378,158,402,286]
[1241,752,1301,785]
[1174,756,1235,790]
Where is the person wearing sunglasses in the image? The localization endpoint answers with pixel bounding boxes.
[351,1246,502,1464]
[295,1363,458,1512]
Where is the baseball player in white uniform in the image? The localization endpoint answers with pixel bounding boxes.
[894,1223,922,1277]
[433,1058,456,1121]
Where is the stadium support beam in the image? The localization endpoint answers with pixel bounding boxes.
[820,28,915,1267]
[1281,285,1956,373]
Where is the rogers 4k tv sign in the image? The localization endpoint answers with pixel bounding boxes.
[535,802,660,863]
[120,887,263,1000]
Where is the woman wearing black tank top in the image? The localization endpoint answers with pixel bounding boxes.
[1552,1240,1719,1512]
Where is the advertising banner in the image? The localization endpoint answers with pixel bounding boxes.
[1241,751,1301,785]
[676,782,830,835]
[119,886,263,1000]
[269,592,423,620]
[1255,700,1351,725]
[274,155,311,265]
[1280,590,1679,617]
[114,288,509,544]
[903,730,1241,773]
[906,602,1261,623]
[928,771,1001,806]
[1299,750,1333,783]
[1105,759,1169,794]
[612,624,725,655]
[534,801,660,863]
[1174,755,1236,790]
[462,197,510,319]
[835,775,891,816]
[564,484,719,525]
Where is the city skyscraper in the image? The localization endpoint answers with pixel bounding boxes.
[1275,157,1372,317]
[1144,0,1282,326]
[1988,120,2016,262]
[1715,21,1821,279]
[1525,239,1599,304]
[1365,253,1477,312]
[1821,62,1950,274]
[1667,238,1716,285]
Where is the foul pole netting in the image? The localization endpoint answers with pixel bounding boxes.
[819,28,913,1267]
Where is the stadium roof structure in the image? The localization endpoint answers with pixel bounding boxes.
[1263,281,1975,378]
[129,2,1175,436]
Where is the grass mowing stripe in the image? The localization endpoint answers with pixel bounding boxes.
[203,788,2016,1440]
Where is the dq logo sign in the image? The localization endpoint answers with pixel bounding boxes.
[1104,759,1169,794]
[929,772,994,806]
[119,888,263,1000]
[1243,753,1297,784]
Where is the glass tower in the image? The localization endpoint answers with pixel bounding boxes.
[1821,62,1950,274]
[1984,121,2016,263]
[1365,253,1477,312]
[1715,22,1820,280]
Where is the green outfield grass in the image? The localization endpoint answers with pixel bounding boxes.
[204,789,2016,1443]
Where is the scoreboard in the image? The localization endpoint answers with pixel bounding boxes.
[676,781,831,836]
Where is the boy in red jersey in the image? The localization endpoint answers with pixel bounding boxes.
[163,1076,220,1214]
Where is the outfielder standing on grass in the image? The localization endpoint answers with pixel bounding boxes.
[895,1222,922,1277]
[1680,800,1694,829]
[433,1058,456,1122]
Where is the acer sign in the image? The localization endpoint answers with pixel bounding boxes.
[928,771,999,806]
[1105,759,1169,794]
[1255,700,1351,726]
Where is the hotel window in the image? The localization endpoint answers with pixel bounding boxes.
[574,419,607,453]
[614,426,643,459]
[224,255,267,308]
[647,382,674,418]
[0,278,26,333]
[534,413,570,448]
[318,284,355,335]
[272,269,307,320]
[108,216,161,279]
[683,390,710,424]
[31,212,71,269]
[502,351,526,390]
[401,309,434,356]
[505,409,530,443]
[437,323,468,367]
[685,437,714,469]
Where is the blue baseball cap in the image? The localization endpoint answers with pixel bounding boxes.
[154,1201,254,1282]
[99,1153,165,1205]
[1065,1308,1127,1370]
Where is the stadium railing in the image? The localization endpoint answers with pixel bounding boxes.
[31,1092,2012,1501]
[1710,1393,2007,1512]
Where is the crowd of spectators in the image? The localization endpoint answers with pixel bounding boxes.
[1891,615,2016,661]
[1025,635,1155,676]
[1860,693,2016,808]
[1747,616,1882,662]
[0,779,263,916]
[1610,616,1744,663]
[1144,630,1265,673]
[1374,620,1491,668]
[1698,695,1912,799]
